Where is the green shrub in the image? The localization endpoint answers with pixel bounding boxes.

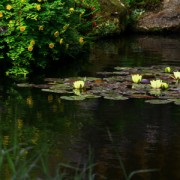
[124,0,163,11]
[0,0,99,77]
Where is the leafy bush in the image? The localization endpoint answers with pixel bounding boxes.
[124,0,163,10]
[0,0,99,77]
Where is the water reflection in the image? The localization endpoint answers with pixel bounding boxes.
[0,35,180,179]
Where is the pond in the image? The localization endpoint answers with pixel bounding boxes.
[0,35,180,179]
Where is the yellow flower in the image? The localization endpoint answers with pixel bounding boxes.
[17,119,23,129]
[161,82,168,89]
[66,44,69,49]
[69,8,74,13]
[73,89,81,96]
[0,12,3,18]
[173,71,180,80]
[79,37,84,44]
[131,74,142,83]
[3,136,9,146]
[28,45,33,51]
[38,25,44,30]
[30,40,35,46]
[73,80,85,89]
[6,4,12,10]
[54,31,59,37]
[150,80,162,89]
[63,24,69,30]
[165,67,171,73]
[36,4,41,11]
[20,26,26,32]
[49,43,54,49]
[38,0,42,2]
[59,38,63,44]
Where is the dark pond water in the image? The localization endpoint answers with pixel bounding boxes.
[0,35,180,179]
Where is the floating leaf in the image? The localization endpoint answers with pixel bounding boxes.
[83,94,101,99]
[145,99,173,104]
[60,96,86,101]
[103,95,128,100]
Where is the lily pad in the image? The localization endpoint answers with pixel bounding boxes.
[60,96,86,101]
[145,99,173,104]
[103,95,128,100]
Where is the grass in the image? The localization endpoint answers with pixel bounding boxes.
[0,133,159,180]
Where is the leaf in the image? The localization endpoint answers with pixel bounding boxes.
[145,99,173,104]
[60,96,86,101]
[103,95,128,100]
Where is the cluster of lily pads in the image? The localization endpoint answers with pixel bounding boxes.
[17,65,180,105]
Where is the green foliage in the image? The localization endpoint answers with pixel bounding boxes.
[123,0,163,11]
[0,0,99,78]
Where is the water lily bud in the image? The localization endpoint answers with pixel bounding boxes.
[161,82,168,89]
[165,67,171,73]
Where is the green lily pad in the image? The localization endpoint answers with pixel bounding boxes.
[83,94,101,99]
[145,99,173,104]
[103,95,128,100]
[17,83,34,87]
[60,96,86,101]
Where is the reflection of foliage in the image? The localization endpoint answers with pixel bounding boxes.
[0,83,98,177]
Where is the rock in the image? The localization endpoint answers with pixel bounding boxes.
[135,0,180,32]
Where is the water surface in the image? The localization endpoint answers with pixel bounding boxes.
[0,35,180,179]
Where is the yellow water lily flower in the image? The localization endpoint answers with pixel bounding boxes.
[49,43,54,49]
[173,71,180,80]
[131,74,142,83]
[73,80,84,89]
[20,26,26,32]
[6,4,12,10]
[150,80,162,89]
[165,67,171,73]
[0,12,3,18]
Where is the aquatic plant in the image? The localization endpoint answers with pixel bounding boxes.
[173,71,180,80]
[150,80,162,89]
[73,80,85,89]
[165,67,171,73]
[131,74,142,83]
[18,65,180,105]
[161,82,168,89]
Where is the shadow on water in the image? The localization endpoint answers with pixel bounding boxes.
[0,35,180,179]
